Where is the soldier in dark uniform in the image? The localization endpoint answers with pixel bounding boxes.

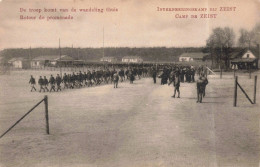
[43,76,49,92]
[129,70,135,84]
[29,75,36,92]
[119,69,124,82]
[191,67,195,82]
[63,73,68,89]
[49,75,56,92]
[113,71,119,88]
[78,71,83,87]
[83,72,87,86]
[125,68,129,80]
[168,70,181,98]
[196,76,204,103]
[180,68,185,83]
[71,72,76,89]
[152,68,157,84]
[196,74,208,103]
[92,70,97,85]
[86,70,92,87]
[38,76,45,92]
[201,74,208,97]
[56,74,62,91]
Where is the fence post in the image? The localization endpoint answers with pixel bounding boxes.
[234,76,238,107]
[44,95,50,134]
[254,76,257,104]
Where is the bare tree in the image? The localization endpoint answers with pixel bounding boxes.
[206,27,235,69]
[238,29,254,48]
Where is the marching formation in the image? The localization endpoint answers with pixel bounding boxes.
[29,64,209,103]
[29,67,150,92]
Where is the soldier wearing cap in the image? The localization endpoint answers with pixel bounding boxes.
[29,75,36,92]
[43,76,49,92]
[56,74,62,91]
[113,71,119,88]
[168,70,181,98]
[196,74,208,103]
[49,74,56,92]
[38,76,45,92]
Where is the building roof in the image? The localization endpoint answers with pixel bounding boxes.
[179,52,208,59]
[8,57,28,62]
[32,55,74,61]
[230,48,258,59]
[122,56,142,59]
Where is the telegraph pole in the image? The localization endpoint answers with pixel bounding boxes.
[29,46,31,69]
[103,26,105,69]
[59,38,62,77]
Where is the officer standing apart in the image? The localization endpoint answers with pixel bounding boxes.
[113,71,119,88]
[152,68,157,84]
[168,70,181,98]
[196,74,208,103]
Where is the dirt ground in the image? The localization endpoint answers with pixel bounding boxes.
[0,70,259,167]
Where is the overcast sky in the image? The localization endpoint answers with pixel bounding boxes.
[0,0,259,49]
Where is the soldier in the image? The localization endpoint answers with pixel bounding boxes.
[191,67,195,82]
[38,76,45,92]
[152,68,157,84]
[201,73,208,97]
[196,74,208,103]
[119,68,124,82]
[63,73,68,89]
[83,72,87,86]
[125,68,129,80]
[113,71,119,88]
[29,75,36,92]
[129,70,135,84]
[78,71,83,87]
[49,75,56,92]
[43,76,49,92]
[196,76,204,103]
[168,70,181,98]
[56,74,62,91]
[86,70,92,87]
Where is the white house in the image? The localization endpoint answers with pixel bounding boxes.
[179,52,208,62]
[122,56,143,63]
[231,49,259,69]
[8,57,30,69]
[241,50,256,59]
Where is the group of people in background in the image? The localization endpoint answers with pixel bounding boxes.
[151,65,209,102]
[29,64,209,103]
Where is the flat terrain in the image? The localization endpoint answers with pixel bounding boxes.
[0,70,259,167]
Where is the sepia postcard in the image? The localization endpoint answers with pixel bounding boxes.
[0,0,259,166]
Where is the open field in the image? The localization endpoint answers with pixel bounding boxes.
[0,70,259,167]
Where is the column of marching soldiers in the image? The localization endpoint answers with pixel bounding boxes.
[28,65,208,102]
[29,67,150,92]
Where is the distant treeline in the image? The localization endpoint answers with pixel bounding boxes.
[0,47,207,63]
